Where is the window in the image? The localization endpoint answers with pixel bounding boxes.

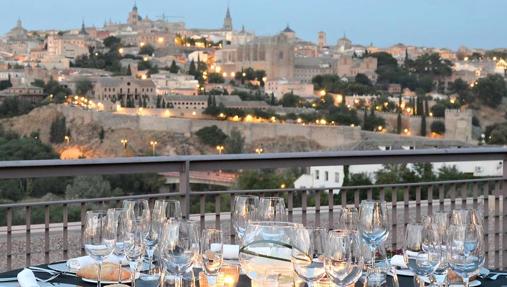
[315,170,320,180]
[325,171,329,181]
[335,172,340,183]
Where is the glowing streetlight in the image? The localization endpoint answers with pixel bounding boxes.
[216,145,224,155]
[150,140,158,156]
[64,135,70,144]
[255,146,264,155]
[320,90,326,96]
[377,126,384,132]
[121,138,128,150]
[280,183,286,189]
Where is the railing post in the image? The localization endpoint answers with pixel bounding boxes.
[502,158,507,269]
[180,161,190,219]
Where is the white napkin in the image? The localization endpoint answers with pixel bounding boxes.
[390,255,407,269]
[17,268,39,287]
[223,244,240,260]
[66,256,95,270]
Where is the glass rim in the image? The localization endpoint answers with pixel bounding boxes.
[234,195,259,199]
[259,196,285,201]
[247,221,301,228]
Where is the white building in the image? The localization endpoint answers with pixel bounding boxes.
[151,72,199,96]
[265,79,314,100]
[294,159,502,193]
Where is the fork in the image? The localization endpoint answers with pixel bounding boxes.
[485,272,507,280]
[35,272,60,283]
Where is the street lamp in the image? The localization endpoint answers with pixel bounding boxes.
[150,140,158,156]
[121,138,128,150]
[216,145,224,155]
[64,135,70,144]
[255,146,264,155]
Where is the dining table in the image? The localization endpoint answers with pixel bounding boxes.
[1,263,507,287]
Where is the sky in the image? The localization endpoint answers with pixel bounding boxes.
[2,0,506,50]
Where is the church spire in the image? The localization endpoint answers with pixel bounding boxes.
[79,19,88,35]
[223,6,233,31]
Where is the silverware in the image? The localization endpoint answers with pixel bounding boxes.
[0,277,18,282]
[36,272,60,283]
[485,272,507,280]
[29,266,78,277]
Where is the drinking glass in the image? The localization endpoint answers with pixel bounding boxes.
[257,197,287,221]
[136,256,162,287]
[232,195,259,241]
[358,200,389,278]
[447,224,485,287]
[450,209,469,225]
[200,228,224,286]
[239,221,302,286]
[162,219,200,287]
[324,229,363,287]
[431,212,450,286]
[144,216,162,273]
[291,227,326,286]
[153,199,182,220]
[123,199,150,223]
[108,208,129,284]
[83,210,117,287]
[403,223,441,287]
[125,219,146,287]
[338,207,359,230]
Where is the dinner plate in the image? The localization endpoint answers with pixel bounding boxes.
[82,277,132,284]
[48,262,74,273]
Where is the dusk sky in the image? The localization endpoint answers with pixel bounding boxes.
[2,0,505,50]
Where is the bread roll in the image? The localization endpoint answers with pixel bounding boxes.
[77,262,131,282]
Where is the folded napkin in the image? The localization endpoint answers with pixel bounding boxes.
[223,244,240,260]
[17,268,39,287]
[390,255,408,269]
[67,256,95,270]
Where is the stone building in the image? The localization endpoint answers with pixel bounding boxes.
[294,57,335,84]
[445,109,473,143]
[0,83,45,103]
[336,56,378,81]
[94,77,156,107]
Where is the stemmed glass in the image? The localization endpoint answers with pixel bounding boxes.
[338,207,359,230]
[153,199,182,220]
[358,200,389,280]
[123,199,150,223]
[200,228,224,287]
[291,227,327,286]
[324,229,363,287]
[403,222,442,287]
[162,219,200,287]
[83,210,117,287]
[124,219,146,287]
[431,211,450,286]
[447,224,485,287]
[107,208,129,284]
[232,195,259,241]
[258,197,287,221]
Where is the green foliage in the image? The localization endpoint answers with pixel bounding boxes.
[208,72,225,84]
[104,173,165,195]
[354,73,372,86]
[0,97,39,118]
[326,105,360,126]
[49,116,66,144]
[362,112,386,131]
[280,92,303,107]
[431,121,445,134]
[0,79,12,91]
[437,165,473,181]
[188,60,198,77]
[139,44,155,55]
[225,127,244,154]
[485,122,507,145]
[75,78,93,96]
[473,74,507,107]
[195,125,228,147]
[169,60,180,74]
[103,36,122,49]
[99,127,105,143]
[65,176,121,199]
[344,173,373,186]
[420,114,427,136]
[138,60,159,75]
[237,168,301,190]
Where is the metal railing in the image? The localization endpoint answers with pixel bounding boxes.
[0,147,506,271]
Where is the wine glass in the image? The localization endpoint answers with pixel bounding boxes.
[123,199,150,223]
[403,222,442,287]
[232,195,259,241]
[324,229,363,287]
[338,207,358,230]
[258,197,287,221]
[153,199,182,220]
[200,228,224,286]
[124,219,146,287]
[239,221,302,286]
[162,219,200,287]
[447,224,485,287]
[431,212,450,286]
[144,215,162,273]
[291,227,326,286]
[107,208,128,284]
[358,200,389,280]
[83,210,117,287]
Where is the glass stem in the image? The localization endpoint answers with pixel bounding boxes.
[175,275,183,287]
[371,246,376,274]
[118,258,122,283]
[130,261,138,287]
[463,276,470,287]
[97,260,102,287]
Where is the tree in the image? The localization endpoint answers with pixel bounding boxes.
[208,73,225,84]
[99,127,105,143]
[343,173,373,186]
[354,73,372,86]
[363,114,385,131]
[420,113,427,136]
[195,126,228,147]
[486,122,507,145]
[50,116,66,144]
[139,44,155,55]
[103,36,122,49]
[280,92,302,107]
[431,121,445,135]
[65,176,121,199]
[75,78,93,96]
[225,127,244,154]
[473,74,507,107]
[188,60,197,77]
[0,79,12,91]
[437,165,472,181]
[169,60,180,74]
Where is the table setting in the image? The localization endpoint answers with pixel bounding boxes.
[1,196,506,287]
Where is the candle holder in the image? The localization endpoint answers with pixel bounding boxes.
[199,265,240,287]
